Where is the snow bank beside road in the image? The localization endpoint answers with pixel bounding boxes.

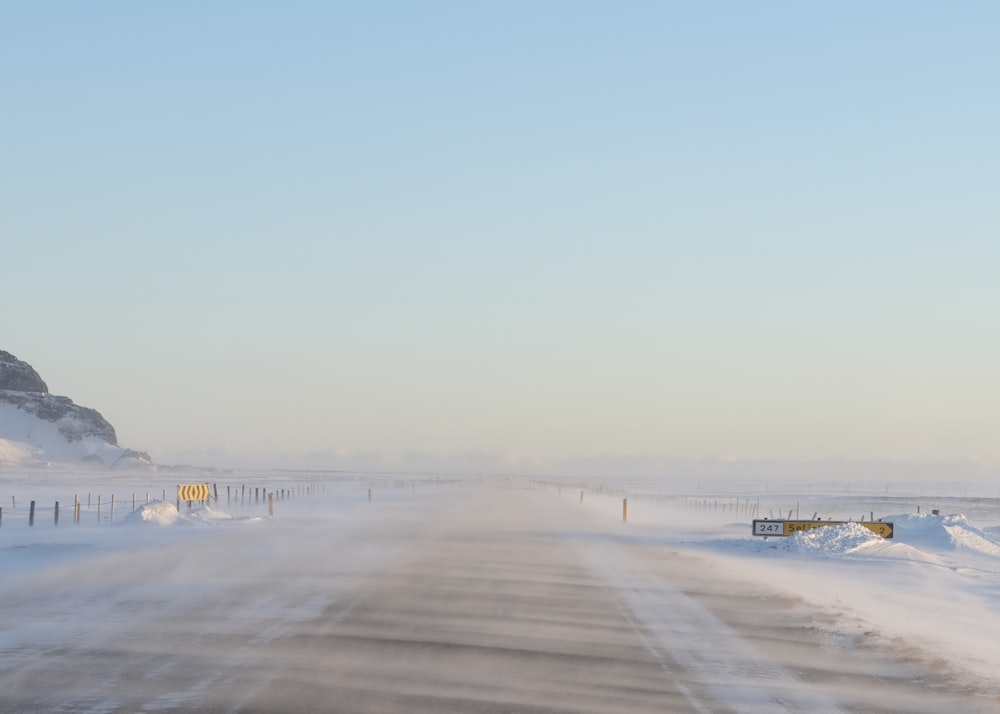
[562,487,1000,687]
[680,512,1000,686]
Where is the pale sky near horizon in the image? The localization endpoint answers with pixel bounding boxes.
[3,2,999,468]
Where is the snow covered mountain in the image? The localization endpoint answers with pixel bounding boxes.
[0,350,151,467]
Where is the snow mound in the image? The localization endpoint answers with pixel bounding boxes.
[125,501,260,527]
[185,505,238,524]
[891,512,1000,557]
[780,522,883,555]
[126,501,180,526]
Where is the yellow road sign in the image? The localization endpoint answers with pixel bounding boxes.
[177,484,211,501]
[753,519,893,538]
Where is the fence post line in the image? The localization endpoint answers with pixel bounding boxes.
[29,500,36,526]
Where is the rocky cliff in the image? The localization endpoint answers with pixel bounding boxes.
[0,350,151,467]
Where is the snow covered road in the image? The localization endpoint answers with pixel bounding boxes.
[0,479,993,713]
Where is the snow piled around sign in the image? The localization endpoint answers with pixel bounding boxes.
[709,511,1000,565]
[125,501,261,526]
[781,521,883,554]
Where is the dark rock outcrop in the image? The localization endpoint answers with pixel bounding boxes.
[0,350,49,393]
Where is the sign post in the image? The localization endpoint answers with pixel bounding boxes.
[752,519,894,539]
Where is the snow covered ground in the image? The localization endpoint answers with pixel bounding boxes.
[2,467,999,712]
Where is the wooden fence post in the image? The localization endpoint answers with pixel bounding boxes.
[622,498,628,523]
[268,493,274,517]
[54,501,59,526]
[29,500,36,526]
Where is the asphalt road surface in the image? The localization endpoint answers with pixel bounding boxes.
[1,481,994,713]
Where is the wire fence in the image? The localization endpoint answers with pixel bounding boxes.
[0,482,333,528]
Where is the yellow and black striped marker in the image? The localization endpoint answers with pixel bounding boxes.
[177,484,211,501]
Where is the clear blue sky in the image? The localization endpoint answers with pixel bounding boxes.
[3,2,998,469]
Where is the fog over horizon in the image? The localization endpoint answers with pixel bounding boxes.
[153,444,1000,485]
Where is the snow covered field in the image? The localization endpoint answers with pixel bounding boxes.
[2,467,999,712]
